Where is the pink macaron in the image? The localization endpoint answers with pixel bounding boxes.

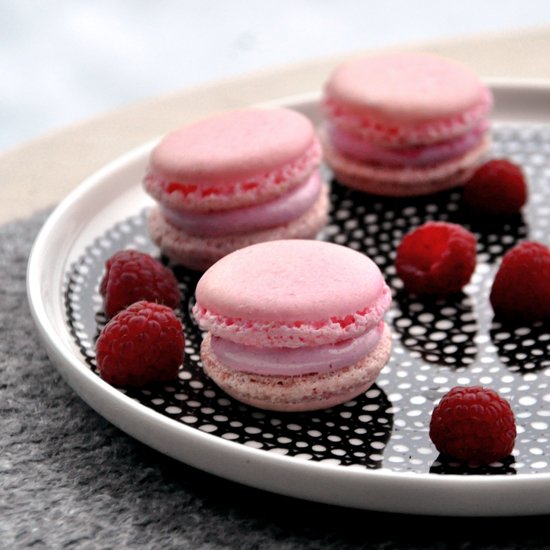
[144,108,329,271]
[320,52,492,196]
[193,239,392,412]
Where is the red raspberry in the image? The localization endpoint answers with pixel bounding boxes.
[429,386,516,464]
[490,241,550,322]
[463,159,527,215]
[395,221,477,295]
[96,301,185,386]
[100,250,180,318]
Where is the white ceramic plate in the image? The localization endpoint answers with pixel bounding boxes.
[28,81,550,516]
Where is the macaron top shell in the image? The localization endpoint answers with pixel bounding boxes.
[149,108,315,185]
[193,240,392,347]
[324,52,487,125]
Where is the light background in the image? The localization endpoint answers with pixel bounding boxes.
[2,0,550,152]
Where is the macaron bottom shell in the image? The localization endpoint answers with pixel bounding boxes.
[148,182,329,271]
[321,130,490,197]
[200,323,392,412]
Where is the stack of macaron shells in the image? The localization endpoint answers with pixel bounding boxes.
[144,108,329,271]
[193,240,392,412]
[320,52,492,196]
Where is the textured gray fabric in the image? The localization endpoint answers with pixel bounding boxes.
[2,210,550,549]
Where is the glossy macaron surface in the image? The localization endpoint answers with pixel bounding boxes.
[196,239,385,321]
[148,107,316,185]
[324,52,488,125]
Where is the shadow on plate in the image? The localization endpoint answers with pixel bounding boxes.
[430,453,517,475]
[392,289,478,368]
[490,319,550,374]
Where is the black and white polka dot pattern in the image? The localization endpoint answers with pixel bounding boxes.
[65,123,550,475]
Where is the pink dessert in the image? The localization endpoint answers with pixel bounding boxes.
[193,239,392,412]
[320,52,492,196]
[144,108,329,270]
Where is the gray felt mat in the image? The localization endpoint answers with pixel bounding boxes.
[2,210,550,549]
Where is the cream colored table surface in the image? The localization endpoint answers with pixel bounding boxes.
[2,26,550,225]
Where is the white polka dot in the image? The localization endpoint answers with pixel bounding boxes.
[244,441,263,449]
[417,447,433,455]
[519,396,537,407]
[245,427,261,435]
[268,448,289,455]
[331,449,346,457]
[199,424,217,433]
[410,396,426,405]
[532,422,549,430]
[286,423,302,431]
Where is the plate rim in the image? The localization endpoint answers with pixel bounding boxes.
[26,79,550,516]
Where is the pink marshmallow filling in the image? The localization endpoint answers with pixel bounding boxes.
[329,121,488,167]
[160,170,322,237]
[210,322,384,376]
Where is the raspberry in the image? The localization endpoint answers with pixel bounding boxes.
[490,241,550,322]
[429,386,516,464]
[395,221,477,295]
[96,301,185,386]
[100,250,180,318]
[463,159,527,215]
